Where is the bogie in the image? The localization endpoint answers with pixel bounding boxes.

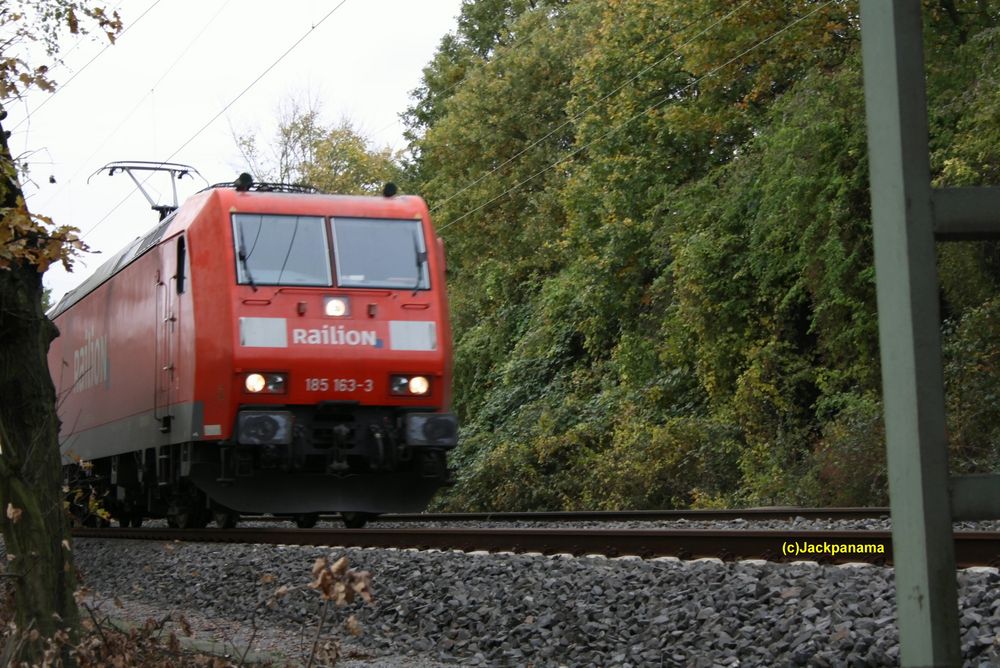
[341,512,374,529]
[212,507,240,529]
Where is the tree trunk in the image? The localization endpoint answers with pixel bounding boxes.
[939,0,968,42]
[0,119,80,659]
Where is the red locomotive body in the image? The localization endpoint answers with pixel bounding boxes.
[48,182,457,528]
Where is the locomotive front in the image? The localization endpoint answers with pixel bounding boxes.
[186,186,458,526]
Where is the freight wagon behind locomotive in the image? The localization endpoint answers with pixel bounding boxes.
[48,172,458,528]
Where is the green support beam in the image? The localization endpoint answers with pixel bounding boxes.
[859,1,961,665]
[932,186,1000,239]
[951,474,1000,521]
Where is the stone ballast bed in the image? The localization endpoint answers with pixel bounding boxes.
[63,531,1000,667]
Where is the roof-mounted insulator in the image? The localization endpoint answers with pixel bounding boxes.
[235,173,253,192]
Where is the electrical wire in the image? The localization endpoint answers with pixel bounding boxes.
[11,0,164,133]
[38,2,125,77]
[82,0,350,238]
[437,0,837,233]
[35,0,234,213]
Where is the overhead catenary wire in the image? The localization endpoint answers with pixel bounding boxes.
[33,2,126,81]
[436,0,837,234]
[35,0,235,212]
[82,0,351,238]
[429,0,755,215]
[11,0,164,134]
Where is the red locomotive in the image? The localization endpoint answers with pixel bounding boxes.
[48,167,457,528]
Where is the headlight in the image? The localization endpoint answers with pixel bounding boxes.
[405,413,458,446]
[237,411,293,444]
[390,375,431,396]
[409,376,430,395]
[244,372,286,394]
[324,296,350,317]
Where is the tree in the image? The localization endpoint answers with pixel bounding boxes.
[235,101,403,195]
[0,2,120,661]
[302,120,402,195]
[233,96,326,184]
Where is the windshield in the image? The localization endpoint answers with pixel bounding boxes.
[233,214,332,286]
[331,217,430,289]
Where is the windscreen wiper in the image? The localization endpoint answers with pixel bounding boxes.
[237,225,258,292]
[412,231,427,295]
[275,217,301,285]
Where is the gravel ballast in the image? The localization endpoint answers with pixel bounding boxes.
[359,516,1000,532]
[68,537,1000,667]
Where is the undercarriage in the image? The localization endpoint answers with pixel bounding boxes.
[66,406,457,529]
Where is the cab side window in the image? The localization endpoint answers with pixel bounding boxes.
[176,236,187,294]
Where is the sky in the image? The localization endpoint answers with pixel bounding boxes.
[7,0,464,303]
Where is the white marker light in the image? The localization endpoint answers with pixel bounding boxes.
[324,297,349,317]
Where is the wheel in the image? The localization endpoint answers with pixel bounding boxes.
[213,508,240,529]
[294,514,319,529]
[166,486,209,529]
[83,515,111,528]
[117,512,143,528]
[341,512,372,529]
[167,508,208,529]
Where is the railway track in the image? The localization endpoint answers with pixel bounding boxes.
[71,525,1000,568]
[371,507,893,522]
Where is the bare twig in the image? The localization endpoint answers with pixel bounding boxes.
[305,599,330,668]
[0,618,34,667]
[81,602,108,645]
[236,613,260,667]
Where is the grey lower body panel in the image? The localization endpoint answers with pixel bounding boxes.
[60,402,204,462]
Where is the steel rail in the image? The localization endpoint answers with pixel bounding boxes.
[71,527,1000,568]
[370,507,893,523]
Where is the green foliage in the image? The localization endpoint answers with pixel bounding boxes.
[404,0,570,142]
[931,17,1000,477]
[302,124,402,195]
[809,391,887,507]
[930,26,1000,321]
[0,1,120,97]
[944,297,1000,473]
[413,0,1000,511]
[235,102,402,195]
[0,188,88,271]
[582,413,741,510]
